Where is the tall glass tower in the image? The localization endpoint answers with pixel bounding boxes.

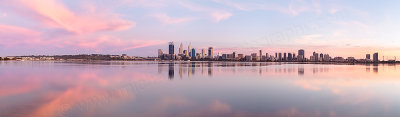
[168,42,174,55]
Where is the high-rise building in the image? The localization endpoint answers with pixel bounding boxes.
[266,53,269,60]
[298,49,305,60]
[323,54,330,61]
[259,50,262,60]
[183,50,188,56]
[179,43,183,54]
[233,52,236,59]
[201,49,205,58]
[284,53,287,61]
[168,42,174,55]
[278,53,282,61]
[251,53,258,61]
[288,53,292,61]
[313,52,318,61]
[238,54,244,59]
[191,48,196,59]
[373,53,379,62]
[275,53,278,59]
[158,49,164,58]
[208,47,213,58]
[188,43,191,57]
[366,54,371,60]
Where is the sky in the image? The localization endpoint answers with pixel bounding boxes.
[1,0,400,59]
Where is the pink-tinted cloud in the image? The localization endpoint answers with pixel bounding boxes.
[211,11,232,22]
[215,0,323,16]
[123,0,168,8]
[178,1,232,22]
[0,23,165,54]
[152,13,194,24]
[5,0,134,34]
[288,0,322,16]
[51,35,167,52]
[0,24,43,46]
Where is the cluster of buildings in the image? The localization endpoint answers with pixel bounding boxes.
[0,54,158,61]
[159,42,383,63]
[158,42,214,60]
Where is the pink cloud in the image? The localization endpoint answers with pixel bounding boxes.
[6,0,135,34]
[0,23,164,53]
[152,13,194,24]
[211,11,232,22]
[123,0,168,8]
[214,0,323,16]
[51,35,167,52]
[178,1,233,22]
[0,24,43,46]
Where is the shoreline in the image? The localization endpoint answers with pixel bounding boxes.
[1,59,399,65]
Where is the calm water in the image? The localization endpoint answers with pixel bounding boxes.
[1,61,400,117]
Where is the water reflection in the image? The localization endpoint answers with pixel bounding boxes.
[158,62,391,79]
[168,62,174,79]
[1,61,400,117]
[298,65,305,76]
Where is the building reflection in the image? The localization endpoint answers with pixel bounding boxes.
[373,63,379,73]
[298,65,305,76]
[191,62,195,76]
[168,62,174,80]
[365,63,379,73]
[158,62,400,79]
[208,62,213,77]
[179,63,183,79]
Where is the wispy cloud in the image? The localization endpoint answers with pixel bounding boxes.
[214,0,323,16]
[0,24,42,46]
[178,1,233,22]
[0,23,165,52]
[4,0,135,34]
[211,11,232,22]
[151,13,194,24]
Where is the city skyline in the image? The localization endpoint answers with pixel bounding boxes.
[159,41,389,61]
[158,41,386,62]
[1,0,400,59]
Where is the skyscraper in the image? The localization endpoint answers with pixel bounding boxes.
[188,43,191,57]
[168,42,174,55]
[208,47,213,58]
[191,48,196,59]
[373,53,379,62]
[298,49,305,60]
[288,53,292,61]
[366,54,371,60]
[158,49,164,58]
[183,50,188,56]
[320,53,323,61]
[313,52,318,61]
[259,50,262,60]
[284,53,287,61]
[179,43,183,54]
[278,53,282,61]
[201,48,205,58]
